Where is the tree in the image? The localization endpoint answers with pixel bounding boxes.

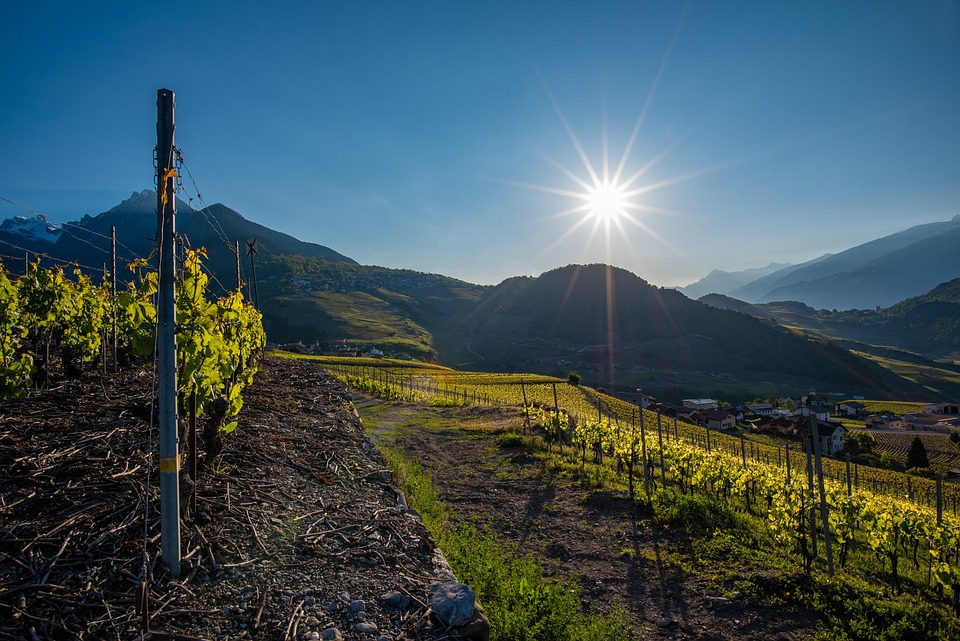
[567,371,581,386]
[907,436,929,470]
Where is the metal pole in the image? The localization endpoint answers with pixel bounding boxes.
[246,239,260,309]
[111,225,118,373]
[156,88,181,578]
[234,240,242,292]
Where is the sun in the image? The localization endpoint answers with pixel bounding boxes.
[586,181,629,223]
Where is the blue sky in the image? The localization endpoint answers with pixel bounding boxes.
[1,1,957,286]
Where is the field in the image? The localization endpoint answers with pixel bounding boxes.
[837,398,928,415]
[848,350,960,396]
[311,354,960,639]
[867,430,960,472]
[284,352,960,514]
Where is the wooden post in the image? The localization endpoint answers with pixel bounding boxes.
[639,407,651,498]
[656,411,666,487]
[845,455,852,496]
[552,383,562,453]
[809,415,834,576]
[156,87,181,577]
[520,380,530,434]
[805,437,817,558]
[937,474,944,526]
[740,434,747,467]
[785,444,791,483]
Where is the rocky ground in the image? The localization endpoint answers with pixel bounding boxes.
[0,357,480,641]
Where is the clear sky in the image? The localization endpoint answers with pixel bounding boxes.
[1,1,958,287]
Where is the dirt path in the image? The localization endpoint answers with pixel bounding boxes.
[353,394,817,641]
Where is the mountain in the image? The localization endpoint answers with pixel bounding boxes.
[46,190,356,272]
[700,281,960,366]
[0,214,62,263]
[448,263,926,399]
[730,215,960,308]
[2,191,950,397]
[679,262,791,299]
[0,190,474,360]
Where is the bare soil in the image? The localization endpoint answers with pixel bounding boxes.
[1,357,454,641]
[354,395,819,641]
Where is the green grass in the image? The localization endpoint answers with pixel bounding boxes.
[496,432,524,447]
[378,445,631,641]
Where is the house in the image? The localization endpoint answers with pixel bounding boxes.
[746,403,774,416]
[903,413,960,433]
[691,409,737,431]
[799,420,847,456]
[923,402,960,416]
[835,401,866,418]
[614,391,654,408]
[756,416,797,437]
[795,399,831,422]
[683,398,718,411]
[818,422,847,455]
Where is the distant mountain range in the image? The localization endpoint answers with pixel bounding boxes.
[682,215,960,310]
[679,262,792,300]
[2,190,957,400]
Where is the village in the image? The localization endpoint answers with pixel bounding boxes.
[641,396,960,476]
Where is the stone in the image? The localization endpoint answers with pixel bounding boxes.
[354,622,379,634]
[456,611,491,641]
[657,616,674,628]
[304,615,320,627]
[349,599,365,615]
[379,591,411,610]
[429,582,476,627]
[320,628,342,641]
[305,633,320,641]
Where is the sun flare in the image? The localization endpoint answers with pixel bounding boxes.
[586,182,629,223]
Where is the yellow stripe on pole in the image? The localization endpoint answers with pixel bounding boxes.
[159,456,180,473]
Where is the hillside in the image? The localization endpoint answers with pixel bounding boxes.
[256,254,485,358]
[730,215,960,308]
[699,282,960,394]
[705,280,960,364]
[448,263,926,399]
